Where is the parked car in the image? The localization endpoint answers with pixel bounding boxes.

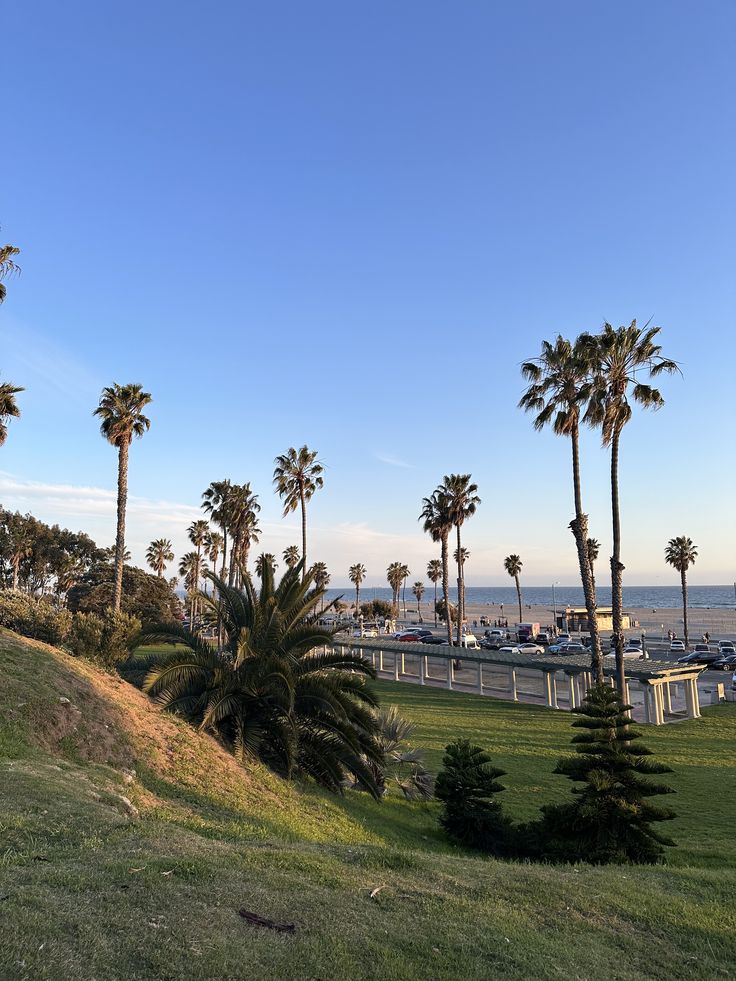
[670,640,686,652]
[518,642,545,655]
[393,631,421,642]
[605,648,644,660]
[534,633,551,645]
[711,653,736,671]
[626,638,643,650]
[693,643,712,654]
[497,645,521,655]
[717,640,735,654]
[677,650,721,667]
[732,669,736,692]
[556,634,572,644]
[352,627,378,638]
[548,641,585,655]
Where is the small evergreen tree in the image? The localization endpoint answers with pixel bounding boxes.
[434,740,512,855]
[539,684,676,864]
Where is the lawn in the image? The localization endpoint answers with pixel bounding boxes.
[1,631,735,980]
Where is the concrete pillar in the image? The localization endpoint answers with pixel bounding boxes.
[423,655,429,681]
[419,655,426,686]
[477,660,483,694]
[663,682,672,715]
[394,652,400,682]
[379,650,384,672]
[509,667,518,702]
[543,671,554,708]
[654,684,665,725]
[401,652,405,675]
[643,686,652,724]
[684,677,701,719]
[568,673,577,709]
[575,675,585,706]
[447,658,453,691]
[551,673,559,709]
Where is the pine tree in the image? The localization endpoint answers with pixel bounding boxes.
[540,684,676,864]
[434,739,512,855]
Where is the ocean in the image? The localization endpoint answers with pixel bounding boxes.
[323,584,735,610]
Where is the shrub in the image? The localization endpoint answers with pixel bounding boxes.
[536,684,676,865]
[68,610,141,669]
[0,590,72,645]
[359,599,394,620]
[67,563,180,626]
[434,739,513,855]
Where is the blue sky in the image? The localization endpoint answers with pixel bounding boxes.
[2,1,734,586]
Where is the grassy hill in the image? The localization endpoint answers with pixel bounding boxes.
[1,629,734,980]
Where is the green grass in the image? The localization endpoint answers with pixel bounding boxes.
[1,631,735,980]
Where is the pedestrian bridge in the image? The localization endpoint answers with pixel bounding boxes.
[332,637,708,725]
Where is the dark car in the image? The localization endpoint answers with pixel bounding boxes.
[677,650,721,667]
[711,653,736,671]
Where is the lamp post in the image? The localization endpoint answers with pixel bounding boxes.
[552,581,559,631]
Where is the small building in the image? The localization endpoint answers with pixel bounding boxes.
[557,606,631,633]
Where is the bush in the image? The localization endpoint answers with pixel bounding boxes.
[0,590,72,645]
[434,739,513,855]
[67,563,180,626]
[68,610,141,669]
[534,684,676,865]
[359,599,394,620]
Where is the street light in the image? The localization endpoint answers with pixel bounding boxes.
[552,581,560,631]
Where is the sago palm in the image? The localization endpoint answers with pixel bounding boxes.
[440,474,480,644]
[520,335,603,681]
[146,538,174,578]
[426,558,442,627]
[419,491,454,645]
[504,554,524,624]
[94,383,152,612]
[132,563,383,795]
[583,321,678,688]
[665,537,697,649]
[348,563,366,618]
[273,445,324,578]
[0,383,23,446]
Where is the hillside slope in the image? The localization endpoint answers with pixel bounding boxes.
[1,630,735,981]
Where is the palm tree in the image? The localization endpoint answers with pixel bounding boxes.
[440,475,480,645]
[311,562,330,609]
[226,483,260,586]
[386,562,404,618]
[202,480,232,578]
[399,563,410,618]
[520,335,603,682]
[188,519,210,618]
[131,563,383,795]
[205,531,224,593]
[427,559,442,627]
[583,321,678,689]
[254,552,278,578]
[412,581,425,622]
[665,537,697,650]
[349,563,366,619]
[0,383,23,446]
[504,555,524,624]
[420,491,454,645]
[0,242,21,305]
[179,552,200,625]
[146,538,174,578]
[586,538,600,594]
[273,445,324,578]
[283,544,300,570]
[94,383,152,612]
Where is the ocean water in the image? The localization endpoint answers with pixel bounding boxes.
[324,584,735,610]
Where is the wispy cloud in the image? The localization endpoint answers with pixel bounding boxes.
[374,452,412,469]
[3,316,102,404]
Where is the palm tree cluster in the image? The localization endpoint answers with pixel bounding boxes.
[132,562,383,796]
[386,562,408,617]
[520,321,678,689]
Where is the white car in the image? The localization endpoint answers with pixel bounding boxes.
[718,640,735,654]
[605,648,644,660]
[670,640,686,652]
[518,642,545,655]
[352,628,378,638]
[498,645,521,655]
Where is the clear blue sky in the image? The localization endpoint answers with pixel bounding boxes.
[2,1,734,586]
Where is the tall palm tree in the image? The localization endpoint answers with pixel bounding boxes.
[399,563,410,618]
[273,445,324,578]
[665,537,697,650]
[586,538,601,594]
[179,551,202,626]
[188,519,210,618]
[205,531,223,593]
[0,383,23,446]
[94,383,152,612]
[386,562,404,618]
[426,559,442,626]
[283,544,300,570]
[146,538,174,578]
[349,563,366,618]
[202,479,232,578]
[520,335,603,682]
[412,581,425,622]
[504,554,524,624]
[130,563,382,796]
[419,491,454,645]
[0,242,21,305]
[311,562,330,609]
[440,474,480,645]
[254,552,278,578]
[584,321,678,688]
[226,484,260,587]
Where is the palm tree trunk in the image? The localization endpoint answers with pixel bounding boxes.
[300,489,307,580]
[402,578,407,617]
[441,532,452,646]
[515,574,522,624]
[610,428,626,693]
[12,556,19,591]
[455,525,463,646]
[355,583,360,617]
[112,440,129,613]
[568,424,604,683]
[681,568,689,649]
[433,580,438,626]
